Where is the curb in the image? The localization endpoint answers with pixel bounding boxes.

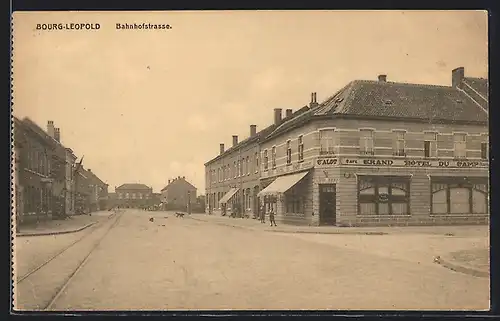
[189,216,389,235]
[435,256,489,278]
[16,222,96,237]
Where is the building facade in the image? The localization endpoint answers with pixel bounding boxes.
[85,168,109,211]
[257,68,488,226]
[64,148,77,215]
[204,122,278,216]
[14,117,57,224]
[160,176,197,211]
[114,184,154,208]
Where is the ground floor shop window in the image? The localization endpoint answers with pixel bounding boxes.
[431,176,488,214]
[285,192,305,214]
[357,176,410,215]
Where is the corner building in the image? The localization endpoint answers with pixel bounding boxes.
[258,68,489,226]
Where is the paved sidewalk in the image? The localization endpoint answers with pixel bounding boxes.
[16,211,114,237]
[188,214,489,237]
[436,247,490,278]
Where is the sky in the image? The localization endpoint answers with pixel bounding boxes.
[12,10,488,193]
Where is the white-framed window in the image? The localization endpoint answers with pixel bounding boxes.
[286,140,292,164]
[424,132,438,158]
[272,146,277,168]
[118,193,122,199]
[298,135,304,162]
[239,159,243,176]
[453,133,467,159]
[139,193,143,199]
[264,150,269,171]
[359,129,374,155]
[255,152,259,173]
[234,161,237,178]
[319,129,336,155]
[126,192,130,199]
[246,156,250,175]
[393,130,406,156]
[132,193,136,199]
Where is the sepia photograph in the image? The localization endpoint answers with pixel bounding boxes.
[11,10,489,311]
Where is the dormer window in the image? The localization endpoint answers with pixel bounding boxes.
[383,99,393,105]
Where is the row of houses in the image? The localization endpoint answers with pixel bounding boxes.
[13,117,109,226]
[204,67,489,227]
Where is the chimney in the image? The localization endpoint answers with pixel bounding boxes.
[232,135,238,147]
[182,176,185,179]
[273,108,282,125]
[309,92,319,108]
[168,179,171,184]
[452,67,465,88]
[378,74,387,82]
[178,176,181,179]
[286,109,293,118]
[219,143,225,155]
[54,128,61,142]
[47,121,55,138]
[250,125,257,137]
[88,169,91,172]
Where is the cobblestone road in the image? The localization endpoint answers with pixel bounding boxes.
[16,210,490,311]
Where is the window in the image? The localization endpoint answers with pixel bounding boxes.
[246,156,250,175]
[358,176,410,215]
[298,135,304,162]
[118,193,122,199]
[234,161,237,178]
[359,130,374,155]
[139,193,143,199]
[239,159,243,176]
[453,133,467,158]
[393,131,406,156]
[272,146,277,168]
[481,142,488,160]
[431,177,488,214]
[255,152,259,173]
[286,140,292,165]
[126,192,130,199]
[263,150,269,171]
[424,132,437,158]
[319,129,336,155]
[285,191,305,214]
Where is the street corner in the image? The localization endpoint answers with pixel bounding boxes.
[434,248,490,278]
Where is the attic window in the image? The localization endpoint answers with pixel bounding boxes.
[383,99,393,105]
[336,97,344,103]
[456,99,463,103]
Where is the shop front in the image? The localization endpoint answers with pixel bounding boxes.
[258,170,312,225]
[329,156,489,226]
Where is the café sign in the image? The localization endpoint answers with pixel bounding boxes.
[315,157,488,169]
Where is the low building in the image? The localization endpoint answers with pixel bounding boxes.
[257,67,488,226]
[160,176,197,211]
[75,166,91,214]
[85,168,109,211]
[115,183,154,208]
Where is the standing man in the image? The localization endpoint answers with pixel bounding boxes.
[269,206,277,227]
[259,202,265,224]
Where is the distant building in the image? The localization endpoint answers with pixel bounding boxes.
[85,169,109,211]
[115,183,153,208]
[160,176,197,211]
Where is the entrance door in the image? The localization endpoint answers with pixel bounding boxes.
[319,184,336,225]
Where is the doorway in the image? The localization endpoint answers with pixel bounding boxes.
[319,184,336,225]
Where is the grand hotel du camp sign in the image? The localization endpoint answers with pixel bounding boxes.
[261,155,488,179]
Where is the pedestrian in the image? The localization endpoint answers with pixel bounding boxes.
[260,204,265,223]
[269,207,277,227]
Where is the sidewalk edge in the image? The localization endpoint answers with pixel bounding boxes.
[436,257,489,278]
[189,216,389,235]
[16,222,96,237]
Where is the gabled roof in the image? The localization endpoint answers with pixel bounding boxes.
[161,178,197,192]
[315,80,488,123]
[116,183,151,190]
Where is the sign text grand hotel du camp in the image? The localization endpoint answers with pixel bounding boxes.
[315,157,488,168]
